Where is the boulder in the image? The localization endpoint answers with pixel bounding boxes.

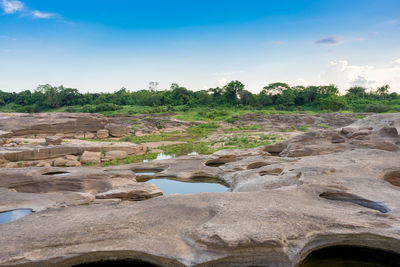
[0,130,12,138]
[378,127,399,138]
[105,150,128,161]
[331,133,345,143]
[84,132,95,139]
[36,161,51,167]
[74,131,85,139]
[105,123,128,137]
[80,151,101,164]
[53,156,81,167]
[45,136,62,146]
[96,129,109,139]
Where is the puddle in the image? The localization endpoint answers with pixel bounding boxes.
[143,153,174,162]
[136,172,156,176]
[0,209,32,224]
[320,192,391,213]
[144,177,228,195]
[43,171,71,176]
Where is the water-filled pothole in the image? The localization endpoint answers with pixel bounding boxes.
[74,259,157,267]
[320,192,391,213]
[43,171,71,176]
[299,245,400,267]
[0,209,32,224]
[143,153,174,162]
[143,177,228,195]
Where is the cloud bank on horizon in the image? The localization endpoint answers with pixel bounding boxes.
[0,0,399,93]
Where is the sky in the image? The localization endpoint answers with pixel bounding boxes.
[0,0,400,94]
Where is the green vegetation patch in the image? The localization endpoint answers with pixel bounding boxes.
[223,125,262,132]
[101,152,159,167]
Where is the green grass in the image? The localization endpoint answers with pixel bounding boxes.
[159,142,215,156]
[101,152,159,166]
[119,122,219,144]
[173,107,318,122]
[120,131,181,143]
[223,125,262,132]
[353,115,366,119]
[209,134,283,150]
[279,126,296,132]
[296,126,309,132]
[317,124,330,129]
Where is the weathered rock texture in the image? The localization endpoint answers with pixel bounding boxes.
[0,113,109,136]
[0,140,144,163]
[0,113,400,267]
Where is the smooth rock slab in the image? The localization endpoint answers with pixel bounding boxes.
[95,183,162,200]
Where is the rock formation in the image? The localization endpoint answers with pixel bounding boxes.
[0,113,400,266]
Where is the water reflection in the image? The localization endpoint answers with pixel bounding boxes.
[145,177,228,195]
[143,153,174,162]
[0,209,32,224]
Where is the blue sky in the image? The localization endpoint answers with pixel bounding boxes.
[1,0,400,93]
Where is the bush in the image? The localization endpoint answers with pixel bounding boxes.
[365,104,391,113]
[94,103,121,112]
[319,95,348,111]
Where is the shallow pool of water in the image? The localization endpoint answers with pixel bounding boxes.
[145,178,228,195]
[143,153,174,162]
[43,171,71,176]
[0,209,32,224]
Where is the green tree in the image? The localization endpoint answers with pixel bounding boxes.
[320,94,348,111]
[346,86,367,98]
[222,80,244,105]
[376,84,390,99]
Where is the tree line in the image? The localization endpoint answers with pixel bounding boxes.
[0,81,399,113]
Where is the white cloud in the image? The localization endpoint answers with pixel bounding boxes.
[217,78,229,87]
[32,10,55,19]
[1,0,23,14]
[287,60,400,93]
[215,70,243,77]
[1,0,57,19]
[320,60,400,92]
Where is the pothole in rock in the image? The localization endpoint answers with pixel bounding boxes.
[205,156,237,167]
[0,209,32,224]
[74,259,157,267]
[269,152,281,157]
[383,170,400,187]
[204,160,226,167]
[247,162,270,170]
[259,168,283,176]
[299,245,400,267]
[319,192,391,213]
[142,177,228,195]
[43,171,71,176]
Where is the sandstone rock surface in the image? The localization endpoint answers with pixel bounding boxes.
[105,123,128,137]
[0,113,109,136]
[0,113,400,267]
[96,129,109,139]
[45,135,62,145]
[95,183,162,200]
[80,151,101,164]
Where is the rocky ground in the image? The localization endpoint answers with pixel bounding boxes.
[0,112,399,266]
